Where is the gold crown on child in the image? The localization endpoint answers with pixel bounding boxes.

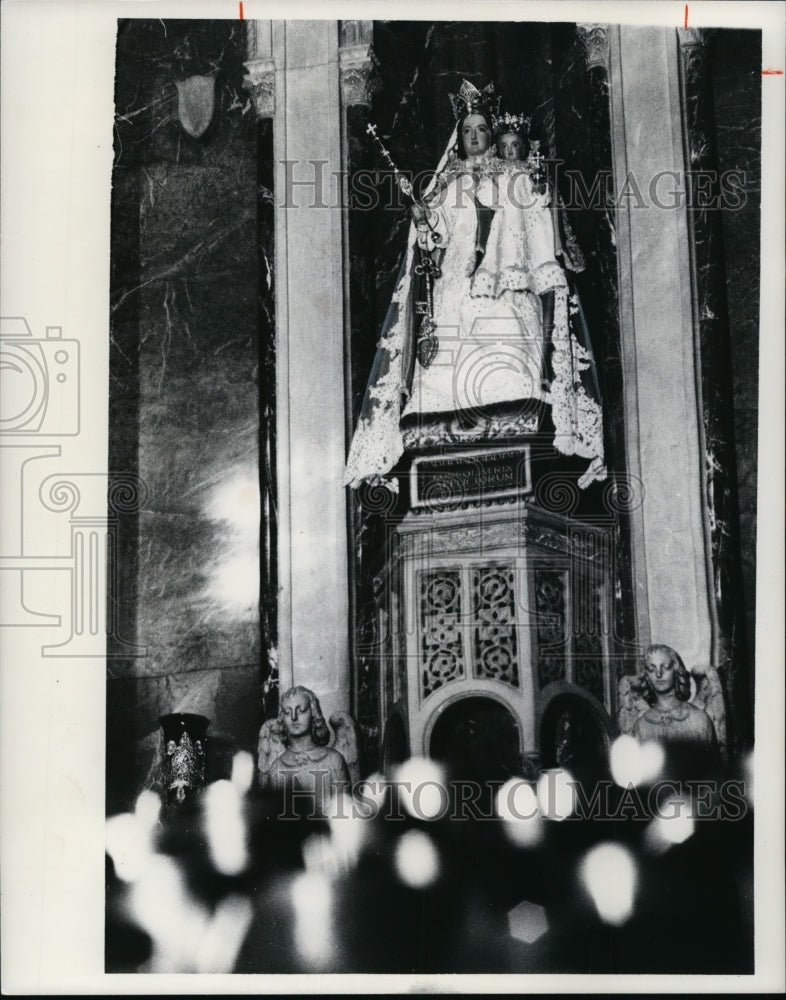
[491,110,532,136]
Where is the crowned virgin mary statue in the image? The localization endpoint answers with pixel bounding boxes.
[343,79,606,490]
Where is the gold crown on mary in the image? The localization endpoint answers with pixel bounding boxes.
[448,79,501,121]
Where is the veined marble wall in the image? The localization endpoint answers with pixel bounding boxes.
[108,20,268,812]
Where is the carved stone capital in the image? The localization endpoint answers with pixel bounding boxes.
[677,26,708,49]
[243,57,275,119]
[576,23,610,74]
[340,20,374,49]
[339,44,380,108]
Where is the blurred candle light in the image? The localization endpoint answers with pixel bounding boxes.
[134,789,161,830]
[203,780,249,876]
[580,842,638,926]
[326,791,368,870]
[231,750,255,795]
[128,853,209,972]
[106,807,157,884]
[290,870,334,966]
[302,832,336,876]
[536,768,576,821]
[195,894,254,974]
[394,830,441,889]
[496,779,543,847]
[644,796,695,853]
[355,772,388,815]
[394,758,448,821]
[609,734,664,787]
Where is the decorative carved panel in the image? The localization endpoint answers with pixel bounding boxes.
[420,569,465,698]
[534,569,567,687]
[573,580,605,702]
[472,565,519,687]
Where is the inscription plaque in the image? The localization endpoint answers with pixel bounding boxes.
[410,445,533,509]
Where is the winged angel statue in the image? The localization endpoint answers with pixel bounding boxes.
[617,643,727,761]
[257,686,360,815]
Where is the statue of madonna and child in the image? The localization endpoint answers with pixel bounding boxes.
[343,79,606,492]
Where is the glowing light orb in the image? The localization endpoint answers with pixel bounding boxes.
[231,751,255,794]
[203,780,248,876]
[609,735,664,787]
[394,758,449,821]
[496,779,543,847]
[394,830,440,889]
[536,768,576,821]
[326,791,369,869]
[580,842,638,926]
[291,871,334,965]
[106,810,155,883]
[645,796,695,853]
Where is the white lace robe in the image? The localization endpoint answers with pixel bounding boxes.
[403,165,566,417]
[343,157,605,488]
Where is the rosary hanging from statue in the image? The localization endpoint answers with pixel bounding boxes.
[367,123,441,368]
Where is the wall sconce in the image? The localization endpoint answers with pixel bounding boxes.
[175,74,217,139]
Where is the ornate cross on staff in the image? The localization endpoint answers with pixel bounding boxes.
[366,122,441,368]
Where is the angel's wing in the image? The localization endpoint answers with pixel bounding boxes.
[690,665,727,761]
[329,711,361,786]
[617,674,649,736]
[257,719,286,783]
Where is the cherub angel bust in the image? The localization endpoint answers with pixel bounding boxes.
[257,686,359,816]
[617,644,726,760]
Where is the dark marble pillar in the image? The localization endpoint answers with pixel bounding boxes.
[677,27,754,751]
[340,21,383,770]
[565,23,639,680]
[244,21,278,721]
[708,29,760,717]
[108,19,265,811]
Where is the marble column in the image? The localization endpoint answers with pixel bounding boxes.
[677,28,751,748]
[606,26,713,671]
[575,23,639,673]
[245,22,278,718]
[339,21,382,755]
[273,21,349,723]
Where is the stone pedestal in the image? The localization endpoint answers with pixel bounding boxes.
[375,503,615,772]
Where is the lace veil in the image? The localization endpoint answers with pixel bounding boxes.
[342,122,606,490]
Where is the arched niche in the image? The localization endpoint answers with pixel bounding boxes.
[428,694,523,785]
[538,681,613,785]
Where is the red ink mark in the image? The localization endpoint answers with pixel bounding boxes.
[762,69,784,75]
[239,1,244,18]
[684,4,689,28]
